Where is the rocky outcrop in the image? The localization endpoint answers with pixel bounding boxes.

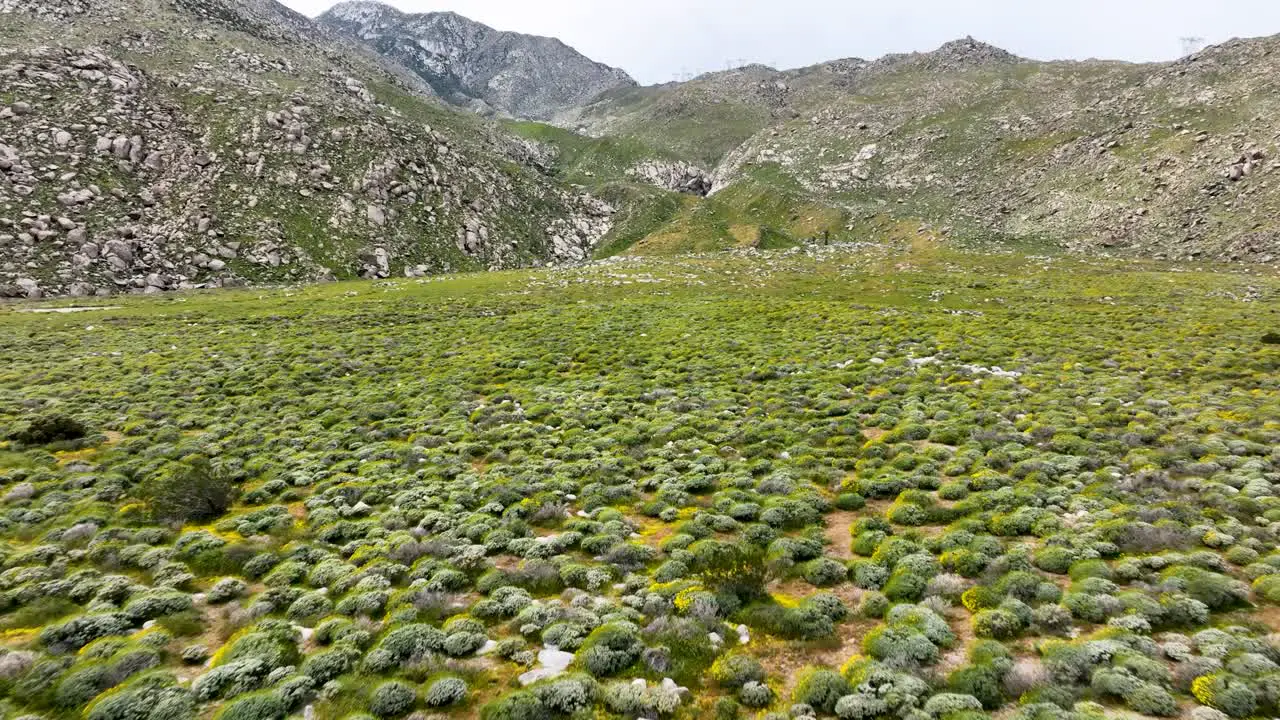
[318,1,636,120]
[629,161,712,196]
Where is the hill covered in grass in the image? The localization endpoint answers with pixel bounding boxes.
[548,36,1280,262]
[1,245,1279,720]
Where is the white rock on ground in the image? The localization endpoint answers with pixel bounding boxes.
[517,646,575,686]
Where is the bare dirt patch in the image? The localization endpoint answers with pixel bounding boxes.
[823,510,860,559]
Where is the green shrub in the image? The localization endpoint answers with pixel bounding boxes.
[863,625,940,666]
[792,667,850,714]
[218,625,299,671]
[9,413,87,444]
[124,591,193,623]
[480,690,544,720]
[86,672,196,720]
[194,658,271,701]
[883,568,927,602]
[923,693,984,717]
[710,653,765,689]
[41,613,133,653]
[1126,683,1177,717]
[576,623,642,677]
[216,692,286,720]
[140,458,236,523]
[208,578,247,604]
[737,681,771,706]
[368,681,416,718]
[1032,546,1075,574]
[972,609,1021,639]
[287,593,333,625]
[301,646,360,684]
[834,493,866,511]
[530,675,596,714]
[859,591,890,618]
[276,676,314,710]
[366,624,445,671]
[1191,673,1257,717]
[947,664,1005,710]
[1252,574,1280,603]
[1067,559,1112,582]
[1162,566,1248,610]
[56,663,114,709]
[443,630,487,657]
[802,558,848,587]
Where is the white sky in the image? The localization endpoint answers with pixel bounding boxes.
[282,0,1280,85]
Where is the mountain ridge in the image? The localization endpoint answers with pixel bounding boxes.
[317,0,636,120]
[3,0,1280,301]
[543,31,1280,262]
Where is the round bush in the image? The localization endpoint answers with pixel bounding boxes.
[216,692,286,720]
[86,672,196,720]
[792,667,850,714]
[802,558,848,587]
[739,681,773,708]
[208,578,248,604]
[1191,673,1257,718]
[834,493,866,511]
[710,653,766,689]
[972,609,1022,640]
[1032,547,1075,575]
[947,664,1005,710]
[530,675,597,714]
[923,693,983,717]
[863,625,940,666]
[480,690,544,720]
[576,623,642,677]
[10,413,87,444]
[425,677,467,707]
[858,591,890,619]
[1126,683,1178,717]
[368,681,416,718]
[443,631,487,657]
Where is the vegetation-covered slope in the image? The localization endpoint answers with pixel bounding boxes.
[1,245,1279,720]
[559,37,1280,262]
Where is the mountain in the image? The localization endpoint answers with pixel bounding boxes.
[540,35,1280,262]
[3,2,1280,301]
[317,1,636,120]
[0,0,614,298]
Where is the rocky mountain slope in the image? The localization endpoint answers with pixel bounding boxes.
[4,5,1280,301]
[0,0,616,298]
[548,36,1280,262]
[317,1,635,120]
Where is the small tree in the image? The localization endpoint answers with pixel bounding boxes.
[9,413,87,444]
[689,539,767,602]
[141,457,236,523]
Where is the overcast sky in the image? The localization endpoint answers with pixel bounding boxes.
[281,0,1280,85]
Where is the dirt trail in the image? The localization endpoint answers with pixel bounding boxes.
[823,510,860,559]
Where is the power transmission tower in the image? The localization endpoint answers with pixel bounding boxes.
[1180,36,1205,57]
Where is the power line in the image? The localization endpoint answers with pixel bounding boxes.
[1180,36,1205,57]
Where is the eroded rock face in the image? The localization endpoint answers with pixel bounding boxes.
[0,0,102,19]
[629,161,712,196]
[318,1,636,120]
[0,1,615,297]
